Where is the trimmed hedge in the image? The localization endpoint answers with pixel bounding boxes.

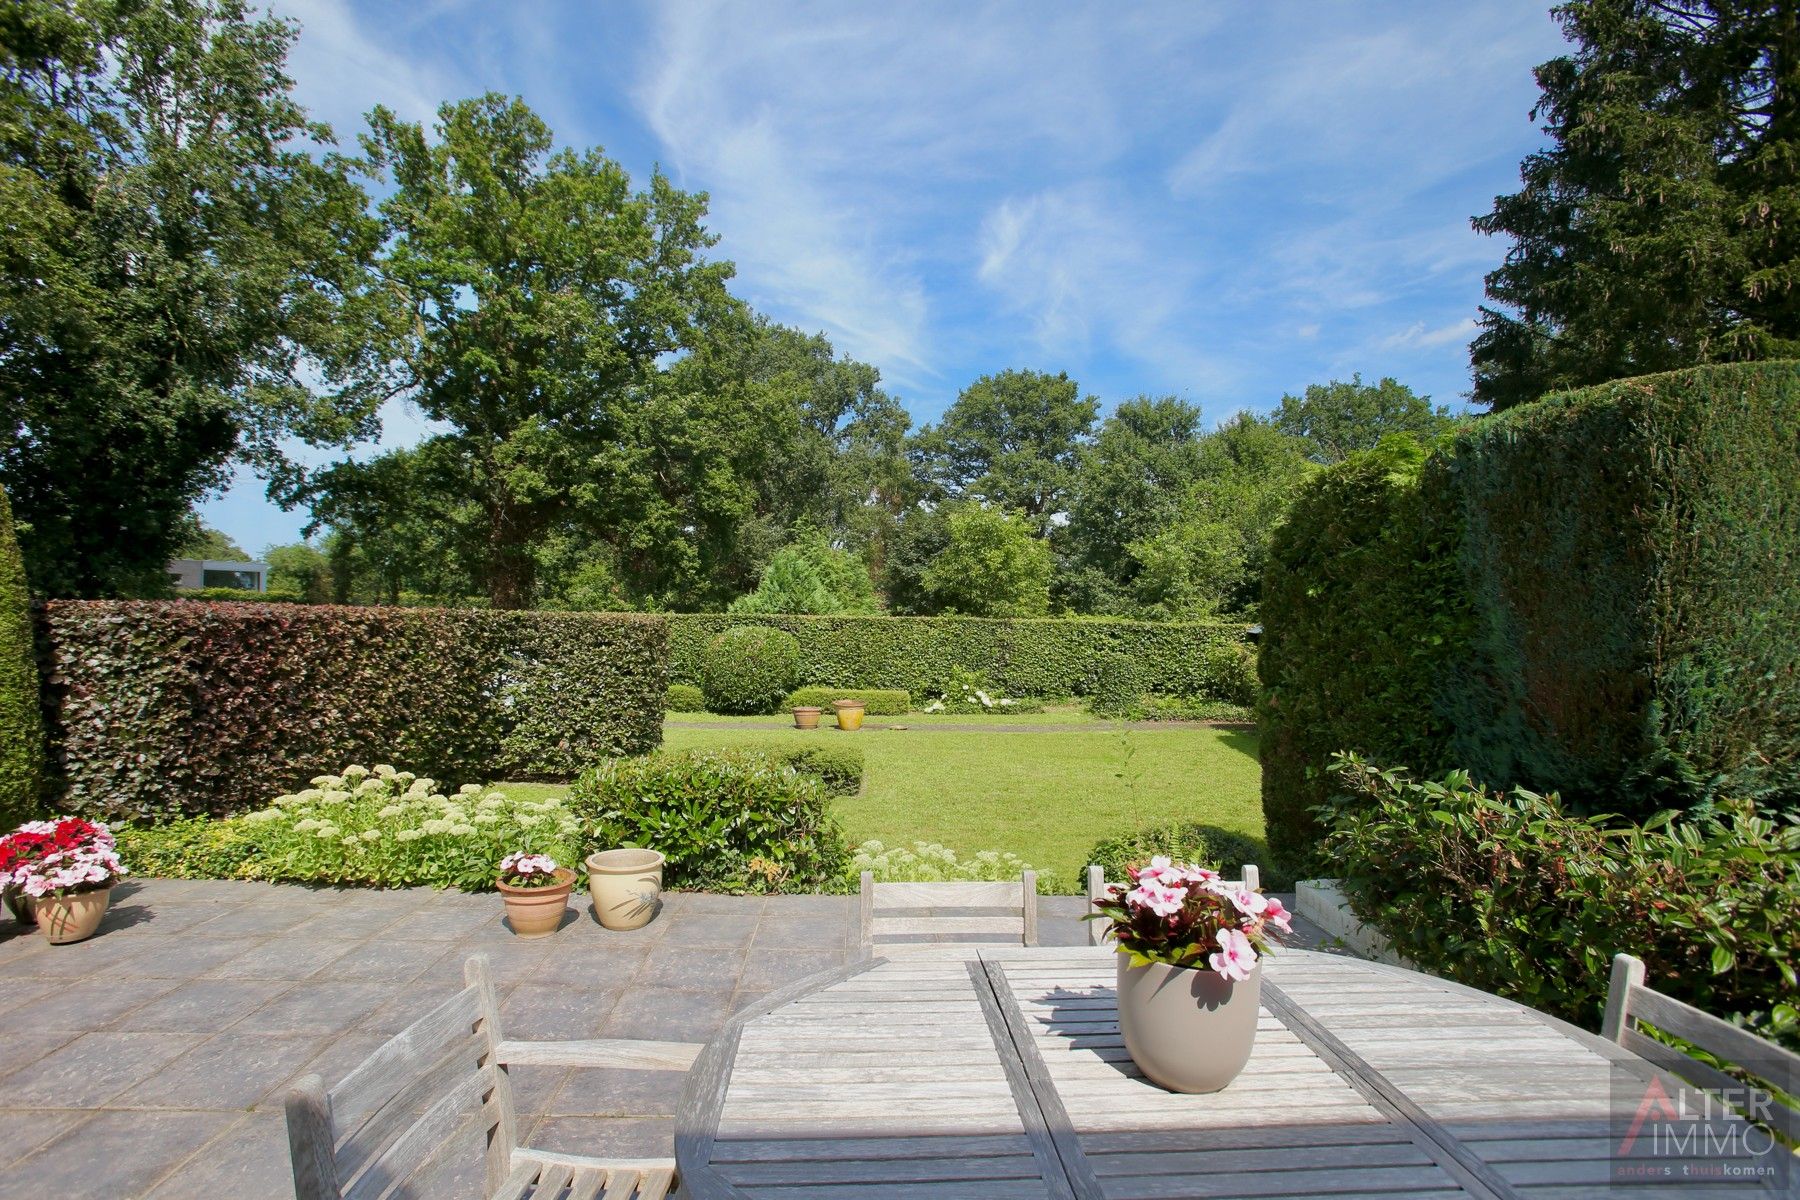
[1261,363,1800,867]
[0,484,44,827]
[701,625,801,714]
[177,587,306,603]
[38,602,667,821]
[666,683,707,712]
[782,686,911,715]
[1440,363,1800,814]
[668,615,1251,702]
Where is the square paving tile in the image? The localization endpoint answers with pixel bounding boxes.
[0,1106,90,1168]
[276,1031,388,1098]
[108,978,296,1033]
[108,934,273,980]
[7,1108,239,1197]
[0,975,182,1035]
[655,911,760,947]
[524,1114,674,1159]
[500,982,623,1040]
[203,935,359,980]
[1,1031,199,1107]
[229,981,399,1036]
[599,987,735,1042]
[143,1111,296,1199]
[112,1031,326,1109]
[548,1066,684,1118]
[632,945,746,992]
[736,948,848,992]
[312,937,454,984]
[185,903,322,936]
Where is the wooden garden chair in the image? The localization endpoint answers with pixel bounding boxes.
[285,955,700,1200]
[1602,952,1800,1145]
[858,870,1038,951]
[1084,862,1260,946]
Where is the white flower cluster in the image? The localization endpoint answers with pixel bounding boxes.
[849,839,1046,887]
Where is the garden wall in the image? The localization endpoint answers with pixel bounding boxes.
[664,614,1254,702]
[1260,361,1800,865]
[38,601,667,822]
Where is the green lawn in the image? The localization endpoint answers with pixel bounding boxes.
[665,703,1106,727]
[505,716,1263,891]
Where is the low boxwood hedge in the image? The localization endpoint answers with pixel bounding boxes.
[782,686,911,715]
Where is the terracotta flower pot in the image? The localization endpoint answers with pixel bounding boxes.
[792,706,822,730]
[496,867,575,938]
[1116,954,1260,1093]
[586,848,665,930]
[833,699,865,731]
[36,887,112,945]
[5,889,36,928]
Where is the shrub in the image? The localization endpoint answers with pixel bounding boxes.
[850,840,1047,889]
[667,614,1253,703]
[571,750,847,892]
[665,683,707,712]
[1087,821,1284,891]
[1088,654,1151,717]
[37,602,667,821]
[1200,640,1259,708]
[1322,753,1800,1049]
[0,484,44,827]
[701,625,801,715]
[241,766,582,892]
[1119,695,1254,723]
[177,587,307,603]
[782,686,911,716]
[113,817,258,881]
[770,743,864,797]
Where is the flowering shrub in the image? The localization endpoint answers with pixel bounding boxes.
[849,840,1051,890]
[238,765,581,892]
[1,817,120,897]
[920,667,1042,715]
[498,852,564,888]
[1089,856,1290,979]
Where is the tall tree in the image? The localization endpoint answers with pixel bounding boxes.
[1058,396,1208,612]
[0,0,383,596]
[1272,375,1456,463]
[919,503,1052,617]
[1472,0,1800,409]
[314,94,735,608]
[911,369,1098,533]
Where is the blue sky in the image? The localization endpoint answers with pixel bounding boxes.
[203,0,1568,554]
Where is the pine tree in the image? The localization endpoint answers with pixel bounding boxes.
[1472,1,1800,409]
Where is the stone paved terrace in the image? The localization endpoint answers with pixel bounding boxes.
[0,879,1331,1198]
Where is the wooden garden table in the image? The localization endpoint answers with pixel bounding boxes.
[675,947,1790,1200]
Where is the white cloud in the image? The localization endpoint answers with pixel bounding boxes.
[271,0,458,135]
[1383,317,1479,350]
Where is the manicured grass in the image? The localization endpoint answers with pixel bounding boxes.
[502,717,1264,891]
[664,703,1105,727]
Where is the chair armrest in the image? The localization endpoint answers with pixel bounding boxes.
[492,1038,703,1071]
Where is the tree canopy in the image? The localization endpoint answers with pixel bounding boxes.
[1272,376,1457,463]
[0,0,383,596]
[1471,0,1800,409]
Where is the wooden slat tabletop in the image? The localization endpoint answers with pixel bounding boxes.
[676,948,1792,1200]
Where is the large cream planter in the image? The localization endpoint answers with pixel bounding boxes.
[586,848,665,930]
[1116,954,1260,1093]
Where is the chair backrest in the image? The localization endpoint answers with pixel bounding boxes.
[287,956,515,1200]
[1084,863,1260,946]
[1602,953,1799,1145]
[859,870,1038,949]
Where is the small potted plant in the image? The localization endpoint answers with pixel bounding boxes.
[9,819,128,945]
[2,817,119,931]
[495,851,575,938]
[792,705,822,730]
[832,698,865,731]
[1088,857,1291,1093]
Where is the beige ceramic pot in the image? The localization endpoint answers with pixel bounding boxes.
[1116,953,1260,1093]
[586,848,665,931]
[833,699,865,731]
[36,887,111,945]
[5,889,36,927]
[792,706,822,730]
[496,867,575,938]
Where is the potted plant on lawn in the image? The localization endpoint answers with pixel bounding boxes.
[495,852,576,938]
[9,820,128,944]
[831,698,865,731]
[792,705,822,730]
[1088,857,1292,1092]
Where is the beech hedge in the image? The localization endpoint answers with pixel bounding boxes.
[38,601,666,822]
[666,615,1251,702]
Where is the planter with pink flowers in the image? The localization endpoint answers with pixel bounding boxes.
[1,817,129,945]
[495,852,575,938]
[1088,857,1291,1093]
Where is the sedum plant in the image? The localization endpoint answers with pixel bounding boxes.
[849,839,1051,890]
[239,765,581,892]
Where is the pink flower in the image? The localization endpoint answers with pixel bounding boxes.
[1230,888,1268,917]
[1126,882,1189,918]
[1208,927,1258,982]
[1263,896,1293,933]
